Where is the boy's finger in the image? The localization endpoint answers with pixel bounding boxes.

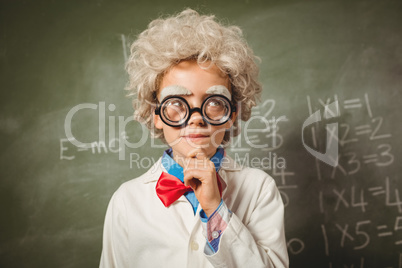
[187,148,208,159]
[183,172,201,189]
[195,151,207,160]
[186,148,199,158]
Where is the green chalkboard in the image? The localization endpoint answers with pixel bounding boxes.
[1,0,401,267]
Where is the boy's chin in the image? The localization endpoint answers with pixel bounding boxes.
[171,143,219,158]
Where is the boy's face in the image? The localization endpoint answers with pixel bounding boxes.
[154,60,236,159]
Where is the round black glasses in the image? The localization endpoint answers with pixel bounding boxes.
[155,95,236,127]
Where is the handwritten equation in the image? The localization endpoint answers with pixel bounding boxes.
[287,93,401,267]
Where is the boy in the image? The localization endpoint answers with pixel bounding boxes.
[100,9,288,268]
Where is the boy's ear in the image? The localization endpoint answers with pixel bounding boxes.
[153,111,164,129]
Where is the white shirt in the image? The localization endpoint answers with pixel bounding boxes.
[100,155,289,268]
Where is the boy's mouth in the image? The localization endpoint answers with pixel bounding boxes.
[185,133,209,138]
[182,133,210,142]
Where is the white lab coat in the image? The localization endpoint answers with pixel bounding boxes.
[100,155,289,268]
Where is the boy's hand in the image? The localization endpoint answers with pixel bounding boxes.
[180,149,221,217]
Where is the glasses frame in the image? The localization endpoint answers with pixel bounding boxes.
[155,94,236,127]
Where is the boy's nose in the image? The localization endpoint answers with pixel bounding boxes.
[188,111,206,126]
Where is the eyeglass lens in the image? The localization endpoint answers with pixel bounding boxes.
[162,99,188,124]
[203,97,229,121]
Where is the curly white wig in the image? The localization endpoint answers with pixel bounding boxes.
[126,8,262,144]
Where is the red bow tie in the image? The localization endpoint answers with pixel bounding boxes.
[155,172,223,207]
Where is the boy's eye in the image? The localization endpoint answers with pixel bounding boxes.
[207,100,222,107]
[166,99,186,111]
[205,97,226,110]
[170,100,184,107]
